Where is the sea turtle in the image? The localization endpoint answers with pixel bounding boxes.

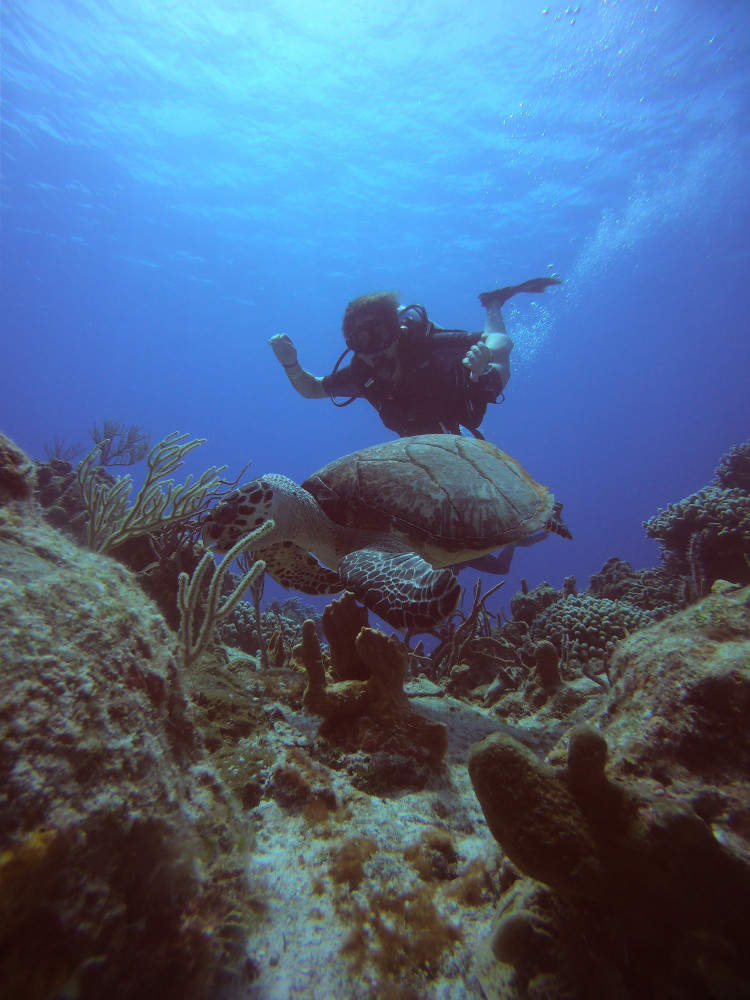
[202,434,571,630]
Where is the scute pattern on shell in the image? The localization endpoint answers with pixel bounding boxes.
[302,434,555,558]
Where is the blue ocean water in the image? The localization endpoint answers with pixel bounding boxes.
[2,0,748,616]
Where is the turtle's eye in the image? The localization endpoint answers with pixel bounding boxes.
[213,500,240,525]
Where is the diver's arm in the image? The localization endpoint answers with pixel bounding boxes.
[269,333,328,399]
[462,332,513,390]
[284,366,328,399]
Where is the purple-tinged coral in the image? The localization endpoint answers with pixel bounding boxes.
[644,485,750,595]
[714,439,750,492]
[0,432,36,506]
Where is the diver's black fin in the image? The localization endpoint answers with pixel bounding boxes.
[479,276,562,309]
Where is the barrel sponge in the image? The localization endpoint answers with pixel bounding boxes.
[469,724,750,987]
[467,732,603,896]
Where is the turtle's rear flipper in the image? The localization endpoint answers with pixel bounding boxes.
[479,276,562,309]
[458,531,550,575]
[544,502,573,540]
[264,541,344,596]
[339,549,460,631]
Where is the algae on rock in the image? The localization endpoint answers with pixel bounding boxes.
[0,432,256,1000]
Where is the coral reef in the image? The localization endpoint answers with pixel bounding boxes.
[428,442,750,721]
[220,593,323,662]
[114,523,208,630]
[529,592,657,679]
[175,520,270,668]
[9,428,750,1000]
[299,617,448,789]
[644,484,750,596]
[0,433,36,505]
[321,591,371,681]
[436,582,630,727]
[34,455,110,540]
[588,555,684,610]
[643,442,750,598]
[429,578,506,682]
[470,725,750,998]
[0,438,256,1000]
[714,439,750,492]
[598,584,750,821]
[507,580,561,626]
[76,432,227,553]
[469,584,750,999]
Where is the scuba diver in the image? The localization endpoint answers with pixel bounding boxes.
[269,276,561,440]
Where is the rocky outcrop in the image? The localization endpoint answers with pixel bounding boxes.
[0,433,255,1000]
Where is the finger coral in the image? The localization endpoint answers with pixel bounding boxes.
[714,439,750,492]
[530,593,655,678]
[644,484,750,595]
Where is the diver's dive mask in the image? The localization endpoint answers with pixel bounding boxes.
[343,303,430,355]
[344,323,397,355]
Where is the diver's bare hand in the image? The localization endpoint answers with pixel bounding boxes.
[462,342,492,382]
[269,333,298,367]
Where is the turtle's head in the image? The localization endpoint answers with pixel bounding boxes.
[202,474,292,552]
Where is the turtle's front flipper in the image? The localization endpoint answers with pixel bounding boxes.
[263,541,344,596]
[338,549,460,630]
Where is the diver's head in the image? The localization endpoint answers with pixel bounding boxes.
[342,291,401,355]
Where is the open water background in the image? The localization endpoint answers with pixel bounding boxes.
[2,0,748,615]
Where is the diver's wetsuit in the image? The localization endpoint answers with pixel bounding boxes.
[322,327,504,438]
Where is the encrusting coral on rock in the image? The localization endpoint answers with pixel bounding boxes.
[0,433,257,1000]
[0,434,36,505]
[468,583,750,1000]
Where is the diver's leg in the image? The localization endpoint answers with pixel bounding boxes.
[483,302,507,334]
